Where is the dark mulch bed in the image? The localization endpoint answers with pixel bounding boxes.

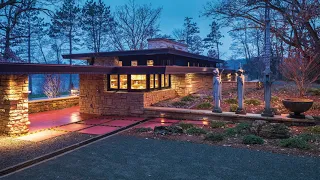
[122,125,320,158]
[0,132,96,170]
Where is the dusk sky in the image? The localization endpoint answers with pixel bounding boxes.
[104,0,233,59]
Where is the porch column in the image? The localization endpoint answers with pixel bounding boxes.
[0,74,29,135]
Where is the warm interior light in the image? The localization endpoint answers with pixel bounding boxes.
[160,113,165,117]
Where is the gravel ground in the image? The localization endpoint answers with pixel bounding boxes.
[0,132,96,170]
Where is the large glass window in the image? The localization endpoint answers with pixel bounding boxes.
[110,75,118,89]
[131,75,146,89]
[155,74,159,88]
[120,75,127,89]
[150,74,154,89]
[165,75,169,87]
[161,74,165,87]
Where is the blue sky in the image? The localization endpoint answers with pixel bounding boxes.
[105,0,232,59]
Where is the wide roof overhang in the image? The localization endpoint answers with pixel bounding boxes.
[0,63,221,75]
[62,48,224,63]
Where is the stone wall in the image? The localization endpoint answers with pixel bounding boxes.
[222,81,261,91]
[0,75,29,135]
[79,74,178,116]
[28,96,79,114]
[144,89,177,107]
[80,74,144,115]
[171,73,212,96]
[93,57,120,66]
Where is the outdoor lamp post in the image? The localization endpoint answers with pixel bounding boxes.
[261,1,274,117]
[212,68,222,113]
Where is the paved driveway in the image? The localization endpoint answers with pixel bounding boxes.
[2,135,320,180]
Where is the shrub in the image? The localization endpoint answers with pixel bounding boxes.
[197,102,212,109]
[259,123,290,139]
[210,121,226,128]
[279,137,310,150]
[135,127,152,133]
[178,123,194,130]
[311,102,320,111]
[243,135,264,145]
[306,125,320,134]
[154,126,183,135]
[244,99,262,106]
[229,104,238,112]
[297,133,316,142]
[228,122,252,135]
[181,95,195,102]
[224,128,237,136]
[307,88,320,96]
[186,127,207,135]
[205,133,224,142]
[225,98,238,104]
[172,101,187,107]
[205,96,213,102]
[271,96,280,103]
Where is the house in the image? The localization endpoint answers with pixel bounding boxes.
[0,38,236,135]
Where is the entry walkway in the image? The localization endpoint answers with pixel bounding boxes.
[22,106,146,142]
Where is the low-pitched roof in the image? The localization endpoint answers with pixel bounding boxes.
[62,48,224,63]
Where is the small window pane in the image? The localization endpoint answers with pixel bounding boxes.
[155,74,159,88]
[131,60,138,66]
[120,75,127,89]
[110,75,118,89]
[131,75,146,89]
[150,75,154,89]
[147,60,154,66]
[118,61,122,66]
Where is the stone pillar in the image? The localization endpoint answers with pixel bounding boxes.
[212,68,222,113]
[0,75,30,135]
[236,68,246,114]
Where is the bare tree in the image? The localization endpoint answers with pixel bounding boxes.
[43,74,61,98]
[280,49,320,97]
[110,0,162,50]
[203,0,320,58]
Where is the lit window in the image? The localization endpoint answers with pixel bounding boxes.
[155,74,159,88]
[165,75,169,87]
[118,61,122,66]
[131,60,138,66]
[150,75,154,89]
[161,74,165,87]
[110,75,118,89]
[131,75,146,89]
[147,60,154,66]
[120,75,127,89]
[188,62,190,67]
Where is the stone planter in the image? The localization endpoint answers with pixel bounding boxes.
[282,98,313,119]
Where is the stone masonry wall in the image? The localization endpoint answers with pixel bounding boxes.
[80,74,178,115]
[80,74,145,116]
[0,75,29,135]
[144,89,177,107]
[171,74,260,97]
[171,74,212,96]
[28,96,79,114]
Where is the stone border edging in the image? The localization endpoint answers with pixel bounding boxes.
[143,107,316,125]
[0,118,149,177]
[28,96,79,103]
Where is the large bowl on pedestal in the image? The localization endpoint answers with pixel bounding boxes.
[282,98,313,119]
